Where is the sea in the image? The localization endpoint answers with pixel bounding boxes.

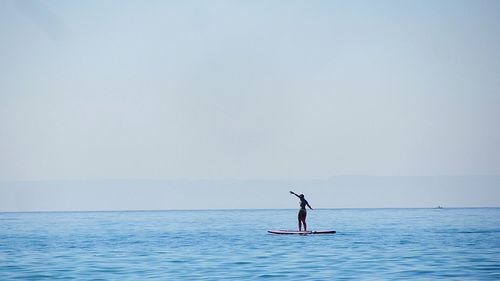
[1,208,499,280]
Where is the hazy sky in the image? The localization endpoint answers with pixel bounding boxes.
[1,177,499,211]
[1,0,499,182]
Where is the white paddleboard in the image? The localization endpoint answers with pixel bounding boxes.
[268,230,336,235]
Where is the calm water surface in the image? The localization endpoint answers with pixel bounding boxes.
[1,208,500,280]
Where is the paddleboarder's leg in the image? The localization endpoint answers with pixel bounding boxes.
[297,211,302,231]
[298,209,307,231]
[302,212,307,231]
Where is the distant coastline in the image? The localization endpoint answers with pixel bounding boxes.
[1,176,499,212]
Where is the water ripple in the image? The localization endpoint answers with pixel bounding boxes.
[1,209,499,280]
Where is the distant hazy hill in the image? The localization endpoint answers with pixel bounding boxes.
[1,176,499,212]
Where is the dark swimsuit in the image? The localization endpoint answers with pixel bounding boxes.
[298,199,308,220]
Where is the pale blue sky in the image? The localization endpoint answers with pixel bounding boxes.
[1,1,499,189]
[2,177,500,211]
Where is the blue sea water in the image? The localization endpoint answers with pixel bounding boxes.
[1,208,500,280]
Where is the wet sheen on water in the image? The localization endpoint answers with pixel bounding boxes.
[1,208,499,280]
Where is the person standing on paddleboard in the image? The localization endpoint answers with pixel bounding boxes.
[290,191,313,231]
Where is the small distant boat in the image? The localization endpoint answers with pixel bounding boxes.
[436,206,444,209]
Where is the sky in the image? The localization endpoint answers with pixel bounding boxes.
[0,1,499,210]
[1,177,499,211]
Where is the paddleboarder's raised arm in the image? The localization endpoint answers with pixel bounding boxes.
[289,191,300,198]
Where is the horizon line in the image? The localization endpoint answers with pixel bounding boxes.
[1,206,499,214]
